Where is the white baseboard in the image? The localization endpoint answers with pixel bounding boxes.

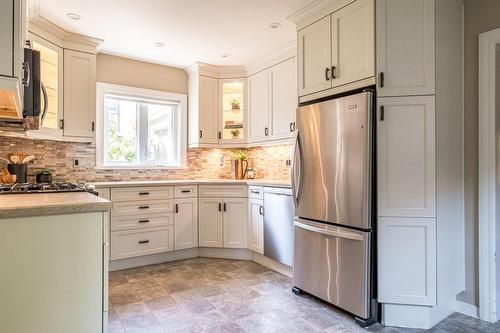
[198,247,253,260]
[252,252,292,278]
[455,300,479,318]
[109,248,199,271]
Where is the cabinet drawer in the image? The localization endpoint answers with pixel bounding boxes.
[110,226,174,260]
[111,213,173,231]
[111,186,173,202]
[248,186,264,200]
[174,185,198,198]
[111,200,173,217]
[199,185,247,198]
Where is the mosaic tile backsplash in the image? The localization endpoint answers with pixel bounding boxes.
[0,137,292,183]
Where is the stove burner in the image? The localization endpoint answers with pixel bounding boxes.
[0,182,95,195]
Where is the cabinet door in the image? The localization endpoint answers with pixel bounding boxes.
[298,15,332,97]
[63,50,96,137]
[199,75,219,144]
[270,57,297,141]
[248,69,270,143]
[248,198,264,254]
[198,197,223,247]
[174,198,198,250]
[223,197,248,248]
[376,0,435,96]
[219,78,247,144]
[377,96,435,217]
[378,217,436,306]
[331,0,375,87]
[31,34,64,135]
[0,0,25,79]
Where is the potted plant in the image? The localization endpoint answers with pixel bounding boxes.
[231,98,240,110]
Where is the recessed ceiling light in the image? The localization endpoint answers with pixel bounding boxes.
[66,13,81,20]
[269,22,281,29]
[221,53,230,58]
[154,42,165,48]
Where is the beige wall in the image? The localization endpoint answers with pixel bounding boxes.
[96,53,188,94]
[459,0,500,306]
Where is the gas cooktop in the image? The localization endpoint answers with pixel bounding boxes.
[0,182,96,195]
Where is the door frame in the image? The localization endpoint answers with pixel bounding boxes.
[478,27,500,323]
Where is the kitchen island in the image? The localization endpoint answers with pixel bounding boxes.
[0,192,111,333]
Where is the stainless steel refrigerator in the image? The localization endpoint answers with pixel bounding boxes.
[292,91,375,325]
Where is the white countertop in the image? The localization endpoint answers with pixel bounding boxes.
[90,179,292,188]
[0,192,112,218]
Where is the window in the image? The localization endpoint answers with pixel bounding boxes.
[96,83,187,168]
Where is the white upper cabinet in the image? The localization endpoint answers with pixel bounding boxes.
[376,0,435,96]
[0,0,25,79]
[298,15,332,96]
[30,34,64,136]
[198,197,223,247]
[248,69,270,143]
[174,198,198,250]
[377,96,436,217]
[188,74,219,146]
[63,50,96,138]
[331,0,374,87]
[223,197,248,248]
[219,78,247,144]
[297,0,375,98]
[270,57,297,141]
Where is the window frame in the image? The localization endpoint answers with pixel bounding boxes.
[96,82,187,169]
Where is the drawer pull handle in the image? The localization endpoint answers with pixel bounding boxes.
[139,205,150,209]
[175,204,179,213]
[251,190,261,194]
[138,240,150,244]
[181,189,192,193]
[138,219,150,223]
[139,192,150,195]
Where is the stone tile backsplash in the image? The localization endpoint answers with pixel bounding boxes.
[0,137,292,183]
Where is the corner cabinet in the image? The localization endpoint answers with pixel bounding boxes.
[297,0,375,98]
[219,78,247,144]
[63,50,96,138]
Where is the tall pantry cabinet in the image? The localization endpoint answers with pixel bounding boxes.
[375,0,464,329]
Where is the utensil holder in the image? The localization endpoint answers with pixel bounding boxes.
[7,164,27,183]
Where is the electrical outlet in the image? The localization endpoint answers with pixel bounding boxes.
[285,159,291,166]
[73,158,79,167]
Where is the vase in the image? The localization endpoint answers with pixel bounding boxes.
[231,159,248,180]
[7,164,27,183]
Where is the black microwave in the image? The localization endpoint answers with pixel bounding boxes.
[23,48,41,118]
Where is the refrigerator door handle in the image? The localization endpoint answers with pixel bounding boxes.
[292,131,302,206]
[294,220,365,241]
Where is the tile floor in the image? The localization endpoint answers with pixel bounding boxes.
[108,258,499,333]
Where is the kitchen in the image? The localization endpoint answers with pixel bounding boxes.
[0,0,498,332]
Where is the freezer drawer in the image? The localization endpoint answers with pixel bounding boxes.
[293,218,371,319]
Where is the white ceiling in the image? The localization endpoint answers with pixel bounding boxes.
[37,0,313,68]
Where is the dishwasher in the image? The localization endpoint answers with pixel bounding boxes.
[263,187,294,266]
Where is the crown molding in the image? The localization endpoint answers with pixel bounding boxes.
[245,40,297,76]
[186,62,246,79]
[27,1,103,54]
[288,0,356,30]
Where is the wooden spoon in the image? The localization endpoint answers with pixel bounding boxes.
[22,155,35,164]
[9,155,19,164]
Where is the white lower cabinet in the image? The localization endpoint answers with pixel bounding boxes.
[378,217,436,306]
[199,197,248,249]
[199,197,224,247]
[174,197,198,250]
[110,226,174,260]
[248,198,264,254]
[223,197,248,248]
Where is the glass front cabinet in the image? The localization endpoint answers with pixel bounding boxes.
[219,78,247,144]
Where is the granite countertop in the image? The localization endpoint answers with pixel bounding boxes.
[90,179,292,188]
[0,192,112,219]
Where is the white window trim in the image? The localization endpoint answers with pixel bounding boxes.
[96,82,188,169]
